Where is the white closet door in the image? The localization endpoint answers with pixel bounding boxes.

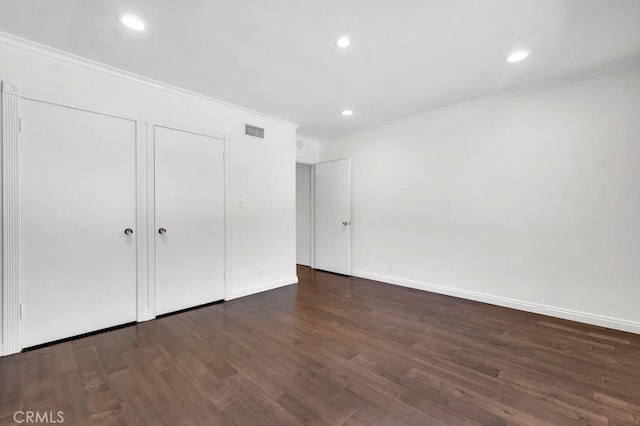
[154,126,225,315]
[21,100,138,348]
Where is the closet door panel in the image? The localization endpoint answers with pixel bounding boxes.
[154,126,225,315]
[21,100,137,348]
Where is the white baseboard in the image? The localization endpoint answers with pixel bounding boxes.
[351,270,640,335]
[228,276,298,300]
[137,314,156,323]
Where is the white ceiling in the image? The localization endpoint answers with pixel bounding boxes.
[1,0,640,139]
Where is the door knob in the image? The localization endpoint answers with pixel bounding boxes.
[158,228,167,235]
[124,228,134,235]
[342,221,350,226]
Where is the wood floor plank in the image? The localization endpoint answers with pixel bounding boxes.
[0,354,25,419]
[160,364,231,425]
[53,371,91,426]
[106,368,163,426]
[51,342,89,426]
[277,391,327,424]
[231,372,304,425]
[23,348,55,411]
[120,348,198,425]
[92,331,130,376]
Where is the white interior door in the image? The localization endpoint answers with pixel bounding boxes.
[154,126,225,315]
[315,159,351,274]
[21,100,138,348]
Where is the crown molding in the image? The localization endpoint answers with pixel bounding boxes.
[324,54,640,142]
[0,31,300,129]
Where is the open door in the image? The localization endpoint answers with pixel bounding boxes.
[315,159,351,275]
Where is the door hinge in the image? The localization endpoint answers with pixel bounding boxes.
[18,118,23,133]
[19,304,24,318]
[222,152,226,163]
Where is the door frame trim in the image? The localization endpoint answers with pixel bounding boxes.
[1,81,22,356]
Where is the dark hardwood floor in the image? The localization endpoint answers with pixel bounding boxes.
[2,266,640,425]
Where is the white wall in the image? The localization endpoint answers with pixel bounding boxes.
[296,136,319,164]
[296,164,312,266]
[320,62,640,333]
[0,35,298,313]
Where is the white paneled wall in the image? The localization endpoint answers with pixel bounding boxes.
[321,62,640,334]
[296,136,319,164]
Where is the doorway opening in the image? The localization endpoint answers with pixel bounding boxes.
[296,163,314,267]
[296,159,351,275]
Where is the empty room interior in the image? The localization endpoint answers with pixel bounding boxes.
[1,1,640,425]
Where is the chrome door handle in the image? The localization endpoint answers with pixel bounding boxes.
[158,228,167,235]
[124,228,134,235]
[342,221,350,226]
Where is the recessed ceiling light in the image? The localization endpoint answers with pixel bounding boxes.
[341,110,353,116]
[117,13,146,31]
[336,37,350,48]
[506,50,529,63]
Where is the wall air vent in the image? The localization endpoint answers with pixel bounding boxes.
[245,124,265,139]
